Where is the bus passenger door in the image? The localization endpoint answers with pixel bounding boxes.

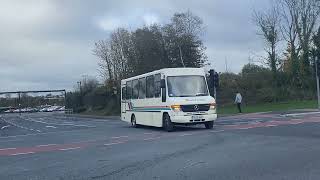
[121,87,127,121]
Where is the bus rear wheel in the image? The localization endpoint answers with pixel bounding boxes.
[131,115,137,128]
[205,121,214,129]
[163,113,174,132]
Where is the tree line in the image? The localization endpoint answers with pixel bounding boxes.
[253,0,320,91]
[68,2,320,114]
[93,10,208,89]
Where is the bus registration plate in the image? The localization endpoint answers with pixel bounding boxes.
[192,115,203,120]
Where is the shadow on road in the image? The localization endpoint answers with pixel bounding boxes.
[120,124,209,132]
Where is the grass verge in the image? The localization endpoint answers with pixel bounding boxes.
[218,100,317,115]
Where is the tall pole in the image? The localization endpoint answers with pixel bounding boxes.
[18,92,21,115]
[316,57,320,110]
[77,81,82,107]
[179,46,185,67]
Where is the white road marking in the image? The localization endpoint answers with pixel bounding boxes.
[111,136,129,139]
[73,125,96,128]
[45,126,57,128]
[1,125,10,130]
[0,147,17,151]
[22,118,96,128]
[179,133,194,137]
[281,111,320,117]
[10,152,35,156]
[0,139,21,143]
[143,136,161,141]
[0,128,92,139]
[209,130,225,133]
[59,147,81,151]
[104,141,127,146]
[36,144,57,147]
[36,130,42,132]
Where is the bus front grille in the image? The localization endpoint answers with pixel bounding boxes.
[181,104,210,112]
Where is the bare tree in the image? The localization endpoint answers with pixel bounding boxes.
[253,6,281,76]
[93,40,113,81]
[279,0,300,82]
[281,0,320,76]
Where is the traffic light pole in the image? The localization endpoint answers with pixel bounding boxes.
[316,57,320,110]
[317,75,320,110]
[214,86,217,101]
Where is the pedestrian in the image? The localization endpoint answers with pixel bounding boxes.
[235,91,242,113]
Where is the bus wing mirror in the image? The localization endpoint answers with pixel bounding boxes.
[160,79,166,88]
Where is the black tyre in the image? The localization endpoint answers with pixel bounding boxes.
[131,114,137,128]
[205,121,214,129]
[163,113,174,132]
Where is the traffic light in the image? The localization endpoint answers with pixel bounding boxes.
[214,72,219,88]
[208,69,215,96]
[209,69,215,87]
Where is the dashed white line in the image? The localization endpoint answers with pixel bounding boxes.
[36,144,58,147]
[21,117,95,127]
[10,152,35,156]
[45,126,57,128]
[1,125,10,130]
[36,130,42,132]
[143,136,162,141]
[104,142,126,146]
[179,133,194,137]
[209,130,225,133]
[0,147,17,151]
[59,147,81,151]
[111,135,129,139]
[0,128,92,139]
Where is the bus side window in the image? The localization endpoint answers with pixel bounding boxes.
[126,81,132,99]
[122,87,126,100]
[139,77,146,99]
[154,74,161,98]
[146,75,155,98]
[132,79,139,99]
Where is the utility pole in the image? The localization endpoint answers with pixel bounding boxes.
[77,81,82,107]
[18,92,21,116]
[179,46,185,67]
[316,57,320,110]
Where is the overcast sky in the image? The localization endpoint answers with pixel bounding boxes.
[0,0,270,92]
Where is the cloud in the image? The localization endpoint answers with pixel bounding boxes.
[0,0,269,92]
[143,13,160,26]
[96,17,123,31]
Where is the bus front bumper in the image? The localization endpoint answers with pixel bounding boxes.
[170,113,217,124]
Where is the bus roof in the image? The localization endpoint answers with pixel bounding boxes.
[121,68,206,83]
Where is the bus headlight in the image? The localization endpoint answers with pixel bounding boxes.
[171,105,181,112]
[209,103,216,110]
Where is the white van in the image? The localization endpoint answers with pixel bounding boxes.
[121,68,217,131]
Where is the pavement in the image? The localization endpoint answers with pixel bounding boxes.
[0,111,320,180]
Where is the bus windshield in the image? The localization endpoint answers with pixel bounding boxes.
[167,75,209,97]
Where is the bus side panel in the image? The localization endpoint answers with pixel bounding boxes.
[135,111,154,126]
[152,112,163,127]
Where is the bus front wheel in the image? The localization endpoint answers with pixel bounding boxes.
[163,113,174,132]
[205,121,214,129]
[131,114,137,128]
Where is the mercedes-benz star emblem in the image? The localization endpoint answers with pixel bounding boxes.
[194,105,199,111]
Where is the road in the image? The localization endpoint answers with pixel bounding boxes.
[0,111,320,180]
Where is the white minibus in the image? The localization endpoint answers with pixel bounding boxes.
[121,68,217,131]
